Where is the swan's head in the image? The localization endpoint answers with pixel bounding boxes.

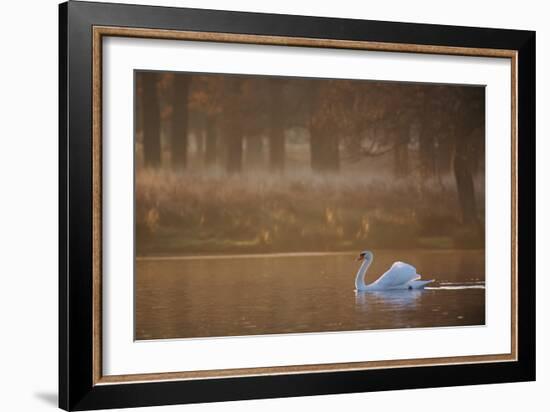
[356,250,373,262]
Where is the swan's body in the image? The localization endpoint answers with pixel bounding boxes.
[355,251,433,292]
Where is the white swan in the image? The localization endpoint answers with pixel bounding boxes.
[355,250,433,292]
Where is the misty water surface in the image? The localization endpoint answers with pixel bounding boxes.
[135,250,485,340]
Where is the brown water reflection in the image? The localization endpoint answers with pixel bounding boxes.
[135,250,485,340]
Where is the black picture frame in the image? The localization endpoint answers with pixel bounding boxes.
[59,1,535,410]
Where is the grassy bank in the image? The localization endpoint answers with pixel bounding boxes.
[136,169,484,256]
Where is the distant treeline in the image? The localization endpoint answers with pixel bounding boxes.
[135,71,484,226]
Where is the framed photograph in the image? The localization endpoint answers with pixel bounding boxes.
[59,1,535,410]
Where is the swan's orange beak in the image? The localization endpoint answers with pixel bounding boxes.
[356,254,365,261]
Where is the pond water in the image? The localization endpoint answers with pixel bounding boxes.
[135,250,485,340]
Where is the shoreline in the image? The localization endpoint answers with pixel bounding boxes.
[136,248,485,261]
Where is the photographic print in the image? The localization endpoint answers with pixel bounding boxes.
[60,4,534,408]
[134,71,486,340]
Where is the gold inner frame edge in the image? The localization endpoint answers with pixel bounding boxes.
[91,25,518,386]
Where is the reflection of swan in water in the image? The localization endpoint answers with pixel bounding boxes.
[355,251,433,292]
[354,288,422,308]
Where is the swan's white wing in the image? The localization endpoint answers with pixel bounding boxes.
[371,262,419,288]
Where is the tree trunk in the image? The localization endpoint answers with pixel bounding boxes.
[453,134,478,225]
[324,131,340,171]
[171,75,191,169]
[223,78,244,173]
[269,128,285,171]
[268,79,285,172]
[393,127,410,178]
[226,127,243,173]
[436,134,454,174]
[308,81,339,173]
[419,128,436,177]
[135,74,144,146]
[310,125,323,172]
[204,116,218,166]
[393,144,409,177]
[196,130,205,160]
[141,72,161,168]
[246,135,263,167]
[310,123,340,172]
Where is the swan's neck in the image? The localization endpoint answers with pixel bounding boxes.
[355,256,372,290]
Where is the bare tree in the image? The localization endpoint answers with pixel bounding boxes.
[140,72,161,168]
[268,78,285,172]
[171,74,191,169]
